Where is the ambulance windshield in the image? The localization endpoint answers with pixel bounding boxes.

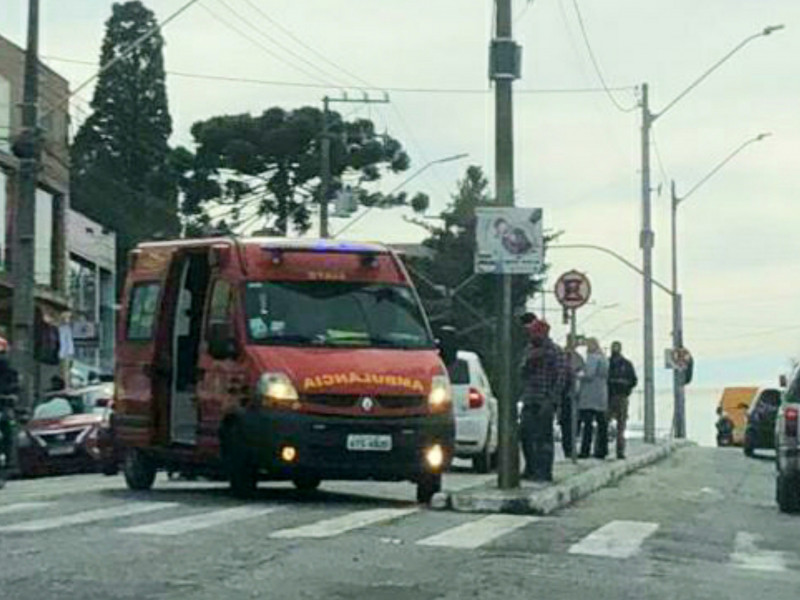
[244,281,434,349]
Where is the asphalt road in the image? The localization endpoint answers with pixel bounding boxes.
[0,446,796,600]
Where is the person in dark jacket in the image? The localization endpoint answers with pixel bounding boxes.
[607,341,638,459]
[519,319,563,482]
[0,339,19,473]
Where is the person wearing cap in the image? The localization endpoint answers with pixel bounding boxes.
[518,318,563,482]
[607,341,637,459]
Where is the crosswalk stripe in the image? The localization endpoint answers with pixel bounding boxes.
[568,520,659,559]
[120,506,278,536]
[270,508,418,539]
[417,515,540,549]
[0,502,54,516]
[0,502,178,533]
[731,532,787,572]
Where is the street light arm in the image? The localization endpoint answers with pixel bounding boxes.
[654,25,784,121]
[549,243,675,297]
[675,133,771,205]
[333,153,468,238]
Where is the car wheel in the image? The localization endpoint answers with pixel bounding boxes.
[744,433,755,457]
[473,434,492,474]
[777,473,800,513]
[416,473,442,504]
[101,461,119,476]
[220,421,258,499]
[123,448,157,491]
[293,475,322,493]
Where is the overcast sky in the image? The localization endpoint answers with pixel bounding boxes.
[3,0,799,393]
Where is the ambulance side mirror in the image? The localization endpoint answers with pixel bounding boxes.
[208,323,240,361]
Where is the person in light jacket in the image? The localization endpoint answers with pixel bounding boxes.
[578,338,609,459]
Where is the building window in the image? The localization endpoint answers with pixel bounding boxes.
[0,75,9,153]
[35,188,55,287]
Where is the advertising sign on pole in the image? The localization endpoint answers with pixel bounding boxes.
[475,207,543,275]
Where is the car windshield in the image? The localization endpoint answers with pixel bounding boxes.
[244,281,433,349]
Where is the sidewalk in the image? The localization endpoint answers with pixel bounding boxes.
[435,438,694,515]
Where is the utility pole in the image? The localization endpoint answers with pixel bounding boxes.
[319,96,331,238]
[11,0,41,428]
[491,0,521,489]
[569,308,578,464]
[639,83,656,444]
[670,181,686,438]
[319,93,390,238]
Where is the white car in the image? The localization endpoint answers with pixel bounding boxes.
[448,351,498,473]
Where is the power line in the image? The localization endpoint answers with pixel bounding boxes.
[651,130,670,191]
[238,0,375,90]
[210,0,347,88]
[569,0,638,113]
[42,56,635,96]
[42,0,202,119]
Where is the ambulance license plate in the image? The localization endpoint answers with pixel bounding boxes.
[346,434,392,452]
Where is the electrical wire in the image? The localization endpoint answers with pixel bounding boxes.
[200,1,338,88]
[210,0,347,88]
[42,56,635,96]
[238,0,375,90]
[651,130,670,192]
[569,0,638,113]
[42,0,202,119]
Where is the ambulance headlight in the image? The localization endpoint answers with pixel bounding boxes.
[258,373,300,409]
[428,375,452,412]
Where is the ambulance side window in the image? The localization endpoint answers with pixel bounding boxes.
[127,283,161,341]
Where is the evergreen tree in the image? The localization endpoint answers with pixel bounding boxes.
[71,1,180,289]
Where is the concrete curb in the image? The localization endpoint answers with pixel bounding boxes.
[435,439,694,515]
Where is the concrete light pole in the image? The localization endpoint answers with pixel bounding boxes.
[638,23,784,443]
[670,132,771,438]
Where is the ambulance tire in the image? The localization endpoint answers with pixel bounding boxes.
[221,421,258,499]
[123,448,157,491]
[292,475,322,493]
[416,473,441,504]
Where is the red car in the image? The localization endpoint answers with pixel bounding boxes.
[17,383,119,477]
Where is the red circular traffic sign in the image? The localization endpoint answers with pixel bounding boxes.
[555,270,592,310]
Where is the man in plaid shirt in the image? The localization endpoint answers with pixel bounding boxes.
[519,319,564,482]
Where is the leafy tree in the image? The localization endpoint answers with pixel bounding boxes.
[404,165,551,388]
[178,107,429,237]
[71,1,180,289]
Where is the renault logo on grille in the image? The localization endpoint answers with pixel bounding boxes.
[360,397,375,412]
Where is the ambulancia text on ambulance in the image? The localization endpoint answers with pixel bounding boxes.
[112,237,454,502]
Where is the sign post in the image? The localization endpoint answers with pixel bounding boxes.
[475,206,543,489]
[555,271,591,465]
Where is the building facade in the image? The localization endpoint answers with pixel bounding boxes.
[67,209,116,375]
[0,34,71,391]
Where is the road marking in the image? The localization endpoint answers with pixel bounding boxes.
[0,502,54,515]
[270,508,418,539]
[569,520,659,559]
[0,502,178,533]
[731,532,787,572]
[417,515,540,549]
[120,506,278,536]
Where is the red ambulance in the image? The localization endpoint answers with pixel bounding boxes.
[113,238,454,502]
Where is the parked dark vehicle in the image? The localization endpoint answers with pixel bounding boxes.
[744,388,781,457]
[17,383,119,477]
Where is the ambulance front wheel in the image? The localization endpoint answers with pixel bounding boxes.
[416,473,441,504]
[124,448,157,491]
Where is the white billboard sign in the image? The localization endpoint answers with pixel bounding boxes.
[475,207,543,275]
